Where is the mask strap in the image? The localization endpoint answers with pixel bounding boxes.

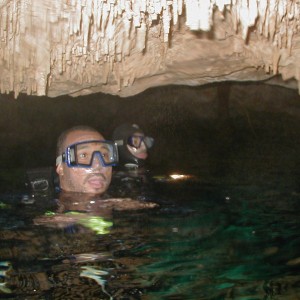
[115,140,124,146]
[56,155,62,166]
[56,153,66,166]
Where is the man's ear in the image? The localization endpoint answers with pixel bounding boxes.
[56,163,64,176]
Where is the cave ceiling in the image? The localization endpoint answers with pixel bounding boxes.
[0,0,299,99]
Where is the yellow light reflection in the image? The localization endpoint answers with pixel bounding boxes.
[169,174,190,180]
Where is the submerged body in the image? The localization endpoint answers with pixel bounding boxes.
[110,123,155,199]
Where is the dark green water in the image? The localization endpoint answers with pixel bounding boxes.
[0,174,300,299]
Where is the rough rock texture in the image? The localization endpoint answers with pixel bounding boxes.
[0,0,299,98]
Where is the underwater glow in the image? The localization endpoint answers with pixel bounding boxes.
[66,211,113,235]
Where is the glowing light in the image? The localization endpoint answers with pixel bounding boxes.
[169,174,190,180]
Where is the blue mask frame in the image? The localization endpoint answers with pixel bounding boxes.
[56,140,119,168]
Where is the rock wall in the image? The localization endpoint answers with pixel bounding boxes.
[0,1,300,98]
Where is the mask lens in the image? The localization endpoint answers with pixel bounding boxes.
[144,136,154,148]
[128,135,143,148]
[128,135,154,149]
[97,143,115,165]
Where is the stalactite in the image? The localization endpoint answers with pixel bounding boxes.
[133,1,141,27]
[258,0,267,35]
[102,61,110,84]
[1,6,7,43]
[82,6,90,48]
[0,0,300,97]
[278,0,287,21]
[185,0,200,30]
[230,2,239,33]
[172,0,178,26]
[239,0,250,39]
[136,22,146,51]
[199,0,212,31]
[272,48,281,74]
[263,7,270,39]
[162,4,170,42]
[287,21,294,55]
[268,0,277,41]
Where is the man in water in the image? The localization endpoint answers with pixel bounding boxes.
[55,125,118,195]
[34,125,157,233]
[112,123,154,170]
[110,123,154,198]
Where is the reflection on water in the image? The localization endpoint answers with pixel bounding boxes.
[0,175,300,299]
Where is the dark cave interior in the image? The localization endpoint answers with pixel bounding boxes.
[1,81,300,191]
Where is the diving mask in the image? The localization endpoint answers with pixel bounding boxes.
[56,140,118,168]
[128,135,154,149]
[116,135,154,149]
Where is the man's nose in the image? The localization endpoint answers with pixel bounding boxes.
[141,141,147,150]
[91,153,104,169]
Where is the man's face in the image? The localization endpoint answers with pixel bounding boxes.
[56,130,112,194]
[127,133,148,160]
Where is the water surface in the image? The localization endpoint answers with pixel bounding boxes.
[0,174,300,299]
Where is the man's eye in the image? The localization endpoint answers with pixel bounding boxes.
[102,152,111,161]
[78,152,88,159]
